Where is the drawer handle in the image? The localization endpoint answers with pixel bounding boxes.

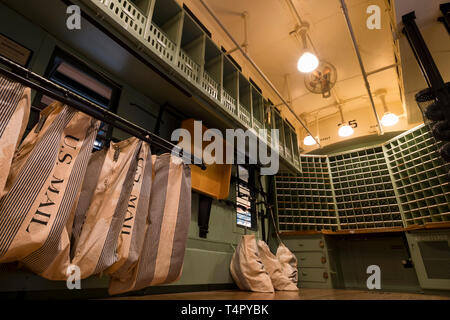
[321,257,327,264]
[319,240,325,248]
[300,257,306,261]
[302,272,308,276]
[323,272,329,279]
[298,244,304,247]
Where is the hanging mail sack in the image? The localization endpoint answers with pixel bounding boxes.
[276,243,298,285]
[0,76,30,195]
[230,235,274,293]
[108,153,191,295]
[257,240,298,291]
[71,137,142,279]
[105,141,152,279]
[0,103,99,275]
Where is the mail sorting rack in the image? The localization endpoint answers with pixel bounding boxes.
[238,73,252,127]
[177,13,204,84]
[329,146,402,230]
[202,37,221,101]
[221,55,239,116]
[143,0,181,64]
[275,155,337,232]
[385,124,450,226]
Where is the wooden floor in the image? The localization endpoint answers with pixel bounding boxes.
[111,289,450,300]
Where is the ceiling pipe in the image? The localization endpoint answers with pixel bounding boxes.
[339,0,384,135]
[198,0,321,147]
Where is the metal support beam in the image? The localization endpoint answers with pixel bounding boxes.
[198,0,321,147]
[339,0,384,135]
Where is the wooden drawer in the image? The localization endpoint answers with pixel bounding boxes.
[283,238,326,252]
[295,252,328,268]
[298,267,329,283]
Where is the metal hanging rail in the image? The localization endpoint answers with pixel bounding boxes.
[0,55,206,170]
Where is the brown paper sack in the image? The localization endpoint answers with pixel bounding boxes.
[0,76,30,195]
[230,235,274,293]
[0,103,99,281]
[276,243,298,285]
[108,153,191,295]
[71,137,143,279]
[257,240,298,291]
[105,141,152,279]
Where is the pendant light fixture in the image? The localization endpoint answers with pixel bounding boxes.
[338,105,354,137]
[303,115,320,146]
[296,23,319,73]
[379,92,399,127]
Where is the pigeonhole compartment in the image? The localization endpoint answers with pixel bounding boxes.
[144,0,181,64]
[89,0,149,40]
[251,86,264,133]
[273,108,286,157]
[202,37,221,101]
[177,13,205,84]
[222,55,238,116]
[238,74,252,128]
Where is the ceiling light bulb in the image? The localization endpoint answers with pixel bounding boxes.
[297,52,319,73]
[303,135,317,146]
[338,125,354,137]
[381,112,399,127]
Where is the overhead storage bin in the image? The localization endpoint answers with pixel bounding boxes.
[144,0,181,64]
[202,37,221,101]
[88,0,148,40]
[283,120,293,161]
[273,108,285,157]
[177,13,205,84]
[238,74,252,128]
[222,55,238,116]
[251,87,264,133]
[262,99,273,145]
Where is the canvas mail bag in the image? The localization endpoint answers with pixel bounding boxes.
[230,235,274,293]
[0,103,99,277]
[108,153,191,295]
[257,240,298,291]
[0,76,30,195]
[105,141,152,280]
[276,243,298,285]
[71,137,142,279]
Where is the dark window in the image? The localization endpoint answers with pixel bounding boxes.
[33,48,121,150]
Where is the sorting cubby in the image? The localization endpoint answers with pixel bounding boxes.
[202,37,221,101]
[329,146,402,230]
[222,55,238,116]
[273,108,285,157]
[91,0,148,40]
[385,124,450,227]
[238,74,252,127]
[251,87,264,133]
[144,0,181,64]
[283,120,294,162]
[262,99,273,144]
[275,124,450,232]
[275,155,337,232]
[177,13,205,83]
